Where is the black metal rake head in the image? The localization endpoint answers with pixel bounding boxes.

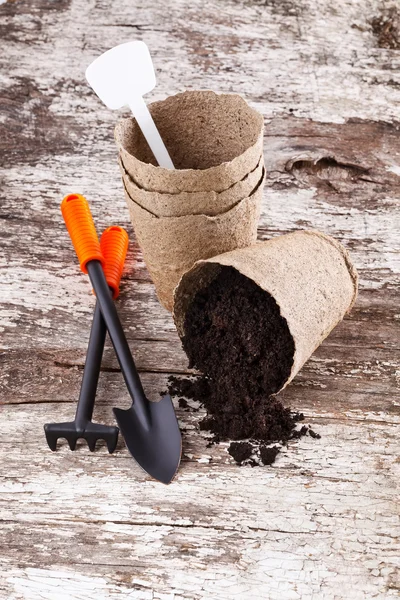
[44,421,119,453]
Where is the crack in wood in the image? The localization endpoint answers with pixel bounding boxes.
[0,515,316,536]
[52,360,191,376]
[286,155,374,192]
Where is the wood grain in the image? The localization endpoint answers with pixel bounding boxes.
[1,0,399,598]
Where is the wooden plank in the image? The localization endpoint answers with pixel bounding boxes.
[1,116,399,348]
[1,403,400,598]
[0,523,399,600]
[2,344,400,421]
[1,405,400,527]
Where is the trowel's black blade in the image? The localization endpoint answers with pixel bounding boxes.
[114,394,181,484]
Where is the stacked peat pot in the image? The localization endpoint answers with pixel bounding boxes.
[115,90,265,311]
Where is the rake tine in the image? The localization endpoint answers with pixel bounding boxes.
[87,438,97,452]
[45,433,58,452]
[106,435,118,454]
[68,437,77,451]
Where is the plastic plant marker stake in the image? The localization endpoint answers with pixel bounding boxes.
[128,95,174,170]
[85,41,174,169]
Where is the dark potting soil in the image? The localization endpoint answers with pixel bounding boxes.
[227,441,280,466]
[183,267,295,403]
[308,429,321,439]
[167,372,318,465]
[228,441,254,463]
[259,445,281,466]
[167,266,320,466]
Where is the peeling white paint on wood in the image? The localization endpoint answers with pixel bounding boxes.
[1,0,400,598]
[1,405,400,599]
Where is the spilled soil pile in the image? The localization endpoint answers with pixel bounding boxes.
[168,267,320,465]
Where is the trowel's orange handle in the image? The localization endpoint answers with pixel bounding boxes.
[61,193,105,274]
[101,226,129,299]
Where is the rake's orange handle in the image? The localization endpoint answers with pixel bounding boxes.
[100,226,129,299]
[61,193,105,274]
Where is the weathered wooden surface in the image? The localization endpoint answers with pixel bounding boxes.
[1,0,400,598]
